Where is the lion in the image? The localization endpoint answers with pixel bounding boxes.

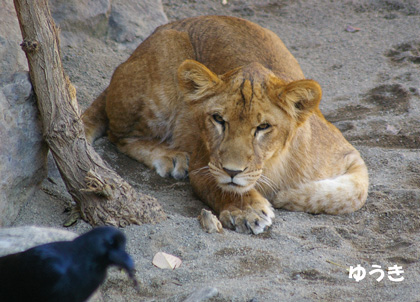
[82,16,369,234]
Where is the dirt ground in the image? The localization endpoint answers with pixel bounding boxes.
[13,0,420,301]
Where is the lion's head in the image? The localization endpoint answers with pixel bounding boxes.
[178,60,322,194]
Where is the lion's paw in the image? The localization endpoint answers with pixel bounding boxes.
[152,151,189,179]
[219,202,275,235]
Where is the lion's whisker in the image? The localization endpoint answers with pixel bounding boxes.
[190,166,210,176]
[257,174,277,193]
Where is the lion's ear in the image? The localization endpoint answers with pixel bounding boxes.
[278,80,322,123]
[177,60,220,102]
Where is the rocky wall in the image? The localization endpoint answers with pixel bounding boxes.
[0,0,167,226]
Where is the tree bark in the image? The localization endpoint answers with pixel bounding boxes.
[13,0,166,226]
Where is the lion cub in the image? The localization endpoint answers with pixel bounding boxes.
[83,16,368,234]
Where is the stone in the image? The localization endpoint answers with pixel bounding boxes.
[108,0,168,46]
[0,226,77,256]
[0,226,103,302]
[0,1,47,227]
[48,0,167,48]
[0,0,168,226]
[184,287,219,302]
[0,1,28,74]
[0,72,48,226]
[49,0,111,39]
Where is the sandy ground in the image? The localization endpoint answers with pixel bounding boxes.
[12,0,420,301]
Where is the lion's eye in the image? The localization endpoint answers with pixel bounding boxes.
[256,123,271,131]
[212,114,225,125]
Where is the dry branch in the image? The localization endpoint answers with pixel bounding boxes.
[13,0,166,226]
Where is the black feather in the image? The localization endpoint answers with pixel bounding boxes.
[0,226,135,302]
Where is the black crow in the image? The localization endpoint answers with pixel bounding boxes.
[0,226,136,302]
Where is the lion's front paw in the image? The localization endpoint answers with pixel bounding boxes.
[152,151,189,179]
[219,201,275,235]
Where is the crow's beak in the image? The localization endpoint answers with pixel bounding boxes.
[108,249,140,291]
[108,249,135,276]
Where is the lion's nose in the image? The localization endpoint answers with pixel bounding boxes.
[223,168,243,178]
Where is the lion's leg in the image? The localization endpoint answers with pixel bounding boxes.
[190,169,275,234]
[115,138,189,180]
[272,158,368,214]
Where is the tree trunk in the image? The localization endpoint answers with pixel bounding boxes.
[13,0,166,227]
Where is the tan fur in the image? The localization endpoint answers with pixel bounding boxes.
[82,16,369,234]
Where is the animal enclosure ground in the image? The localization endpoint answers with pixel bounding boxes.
[13,0,420,301]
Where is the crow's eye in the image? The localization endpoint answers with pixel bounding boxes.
[212,114,225,125]
[106,239,115,248]
[256,123,271,132]
[105,236,121,249]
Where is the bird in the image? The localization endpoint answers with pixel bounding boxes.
[0,226,137,302]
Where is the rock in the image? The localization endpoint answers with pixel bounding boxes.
[49,0,111,39]
[183,287,219,302]
[0,1,48,227]
[0,226,103,302]
[0,226,77,256]
[0,0,168,226]
[0,72,48,226]
[108,0,168,46]
[49,0,167,48]
[0,1,28,73]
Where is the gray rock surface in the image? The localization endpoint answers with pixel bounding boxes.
[108,0,168,47]
[0,226,77,256]
[0,226,103,302]
[0,0,48,227]
[49,0,167,49]
[0,71,47,226]
[0,0,168,226]
[49,0,111,39]
[0,1,27,74]
[183,287,218,302]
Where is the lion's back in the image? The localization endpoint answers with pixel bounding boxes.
[154,16,305,82]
